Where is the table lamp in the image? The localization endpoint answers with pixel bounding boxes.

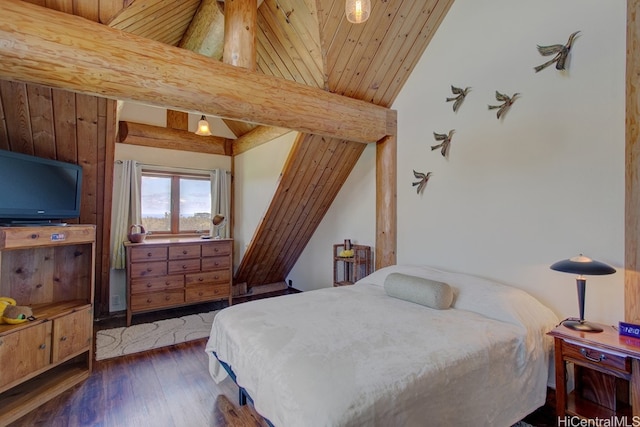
[550,254,616,332]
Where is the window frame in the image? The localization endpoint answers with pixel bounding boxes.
[141,168,211,235]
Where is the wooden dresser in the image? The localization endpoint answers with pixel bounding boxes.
[125,237,233,325]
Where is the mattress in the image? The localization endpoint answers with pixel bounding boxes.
[205,265,559,426]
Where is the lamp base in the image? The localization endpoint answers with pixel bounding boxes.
[561,319,603,333]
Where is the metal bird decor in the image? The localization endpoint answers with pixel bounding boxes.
[534,31,580,73]
[488,91,519,120]
[412,170,432,195]
[431,130,455,158]
[446,85,470,113]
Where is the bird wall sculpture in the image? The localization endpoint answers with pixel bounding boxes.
[446,85,471,112]
[488,91,519,120]
[431,130,455,157]
[534,31,580,73]
[412,170,432,195]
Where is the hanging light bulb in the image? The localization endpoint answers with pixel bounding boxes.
[195,115,212,136]
[345,0,370,24]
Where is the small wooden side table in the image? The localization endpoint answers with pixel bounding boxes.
[548,323,640,420]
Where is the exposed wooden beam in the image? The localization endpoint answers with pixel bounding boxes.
[166,110,189,130]
[0,0,393,144]
[376,111,397,269]
[224,0,257,70]
[179,0,225,59]
[232,125,292,155]
[118,121,229,155]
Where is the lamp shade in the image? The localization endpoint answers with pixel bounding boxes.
[195,115,212,136]
[345,0,370,24]
[550,254,616,276]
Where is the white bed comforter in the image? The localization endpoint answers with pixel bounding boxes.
[205,265,559,427]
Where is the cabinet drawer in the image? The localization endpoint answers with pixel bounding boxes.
[131,290,184,311]
[168,258,200,274]
[52,306,92,363]
[186,269,230,286]
[130,261,167,278]
[169,244,201,260]
[131,275,184,294]
[130,246,167,262]
[202,255,231,271]
[564,341,631,374]
[0,321,52,390]
[202,242,231,257]
[185,284,229,302]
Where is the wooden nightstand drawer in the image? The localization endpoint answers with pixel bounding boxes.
[131,275,184,294]
[185,284,229,302]
[129,246,167,262]
[564,340,631,375]
[169,244,201,260]
[131,290,184,311]
[168,258,200,274]
[130,261,168,278]
[202,255,231,270]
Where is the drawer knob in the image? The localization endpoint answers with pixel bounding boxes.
[146,283,152,288]
[580,348,606,363]
[198,277,204,282]
[214,275,219,280]
[182,265,187,270]
[60,336,67,342]
[39,343,46,350]
[214,262,220,266]
[147,268,152,272]
[182,250,187,254]
[147,252,153,257]
[165,296,171,301]
[147,298,152,303]
[198,292,203,296]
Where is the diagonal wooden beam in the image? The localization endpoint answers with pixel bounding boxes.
[0,0,392,143]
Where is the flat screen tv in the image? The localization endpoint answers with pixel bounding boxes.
[0,149,82,225]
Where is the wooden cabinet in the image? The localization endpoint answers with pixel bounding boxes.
[549,323,640,420]
[125,238,233,325]
[333,243,372,287]
[0,225,95,426]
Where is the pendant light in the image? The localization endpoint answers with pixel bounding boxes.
[195,115,212,136]
[345,0,370,24]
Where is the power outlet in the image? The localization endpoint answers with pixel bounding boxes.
[111,294,121,307]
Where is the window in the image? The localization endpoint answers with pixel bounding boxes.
[141,170,211,234]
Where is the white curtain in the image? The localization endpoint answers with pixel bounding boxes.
[210,169,231,238]
[110,160,142,269]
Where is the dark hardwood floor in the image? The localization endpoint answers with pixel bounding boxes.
[9,287,556,427]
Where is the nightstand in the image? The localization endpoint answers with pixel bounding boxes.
[548,323,640,420]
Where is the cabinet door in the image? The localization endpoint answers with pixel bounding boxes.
[0,322,52,390]
[52,307,92,363]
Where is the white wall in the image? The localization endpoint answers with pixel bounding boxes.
[290,0,626,326]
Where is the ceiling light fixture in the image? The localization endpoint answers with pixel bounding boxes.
[345,0,370,24]
[195,115,212,136]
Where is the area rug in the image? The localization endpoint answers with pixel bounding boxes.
[95,310,220,361]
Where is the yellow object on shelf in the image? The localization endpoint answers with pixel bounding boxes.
[338,249,354,258]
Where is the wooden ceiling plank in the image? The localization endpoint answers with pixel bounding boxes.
[327,0,398,94]
[234,134,315,284]
[372,0,453,105]
[118,2,198,43]
[26,84,57,159]
[256,30,298,80]
[276,138,364,282]
[118,121,229,155]
[240,136,323,285]
[0,81,34,154]
[73,0,100,21]
[108,0,173,30]
[99,0,129,25]
[0,87,9,151]
[254,135,349,285]
[0,0,392,143]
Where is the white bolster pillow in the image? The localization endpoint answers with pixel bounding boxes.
[383,272,453,310]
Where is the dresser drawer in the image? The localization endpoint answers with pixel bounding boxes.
[168,244,201,260]
[168,258,200,274]
[131,275,184,294]
[202,255,231,271]
[129,246,167,262]
[185,284,229,302]
[129,261,168,278]
[131,290,184,311]
[186,269,230,286]
[202,242,231,257]
[563,340,631,374]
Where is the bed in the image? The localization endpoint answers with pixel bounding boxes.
[205,265,559,426]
